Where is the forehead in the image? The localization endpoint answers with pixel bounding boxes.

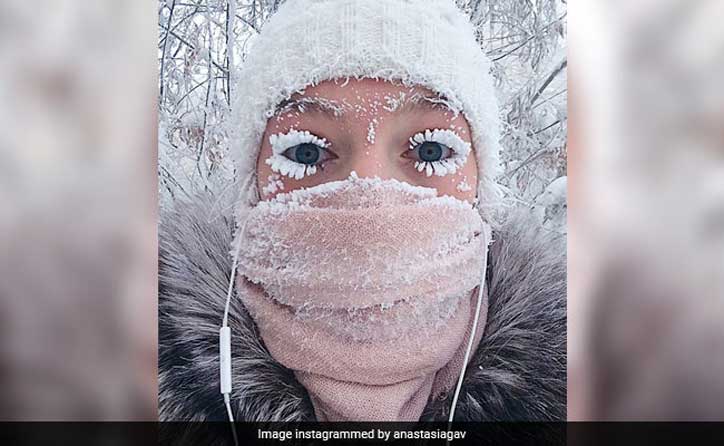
[274,78,458,119]
[304,77,422,100]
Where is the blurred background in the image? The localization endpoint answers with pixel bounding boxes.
[568,0,724,420]
[0,0,721,421]
[0,0,157,419]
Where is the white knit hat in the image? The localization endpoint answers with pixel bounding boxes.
[229,0,503,214]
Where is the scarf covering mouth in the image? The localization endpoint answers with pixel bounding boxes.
[236,176,491,421]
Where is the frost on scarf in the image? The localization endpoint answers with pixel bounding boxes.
[236,175,488,341]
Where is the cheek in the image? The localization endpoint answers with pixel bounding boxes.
[256,145,282,200]
[417,152,478,203]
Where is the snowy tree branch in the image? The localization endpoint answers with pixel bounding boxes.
[530,58,567,106]
[159,0,177,107]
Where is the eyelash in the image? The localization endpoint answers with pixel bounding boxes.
[265,130,334,180]
[265,128,470,180]
[406,129,471,177]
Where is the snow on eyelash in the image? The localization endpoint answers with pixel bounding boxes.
[269,129,328,154]
[265,130,329,180]
[408,128,471,177]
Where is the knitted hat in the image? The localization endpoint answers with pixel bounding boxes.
[229,0,502,214]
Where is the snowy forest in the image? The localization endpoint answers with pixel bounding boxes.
[158,0,568,232]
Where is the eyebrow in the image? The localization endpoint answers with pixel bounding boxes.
[274,96,344,120]
[398,92,460,117]
[273,91,459,120]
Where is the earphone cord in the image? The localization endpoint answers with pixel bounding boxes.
[224,394,238,446]
[220,179,257,446]
[221,231,243,446]
[219,179,258,446]
[447,229,489,430]
[222,237,241,329]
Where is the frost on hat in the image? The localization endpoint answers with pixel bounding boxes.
[228,0,503,214]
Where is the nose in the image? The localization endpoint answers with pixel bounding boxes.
[347,139,397,180]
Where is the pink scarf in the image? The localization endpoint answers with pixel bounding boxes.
[236,177,490,421]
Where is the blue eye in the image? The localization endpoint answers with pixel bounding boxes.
[418,142,444,162]
[409,141,451,162]
[403,129,471,177]
[284,143,323,165]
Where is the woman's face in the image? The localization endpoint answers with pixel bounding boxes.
[256,78,478,203]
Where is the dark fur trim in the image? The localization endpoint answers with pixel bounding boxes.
[159,196,566,421]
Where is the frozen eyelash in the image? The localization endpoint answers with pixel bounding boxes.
[269,129,328,154]
[265,130,329,180]
[408,128,471,177]
[266,155,319,180]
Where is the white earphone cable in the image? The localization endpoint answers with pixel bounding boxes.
[220,224,245,446]
[222,234,243,329]
[448,227,489,423]
[220,178,257,446]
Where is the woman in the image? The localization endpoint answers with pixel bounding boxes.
[159,0,565,422]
